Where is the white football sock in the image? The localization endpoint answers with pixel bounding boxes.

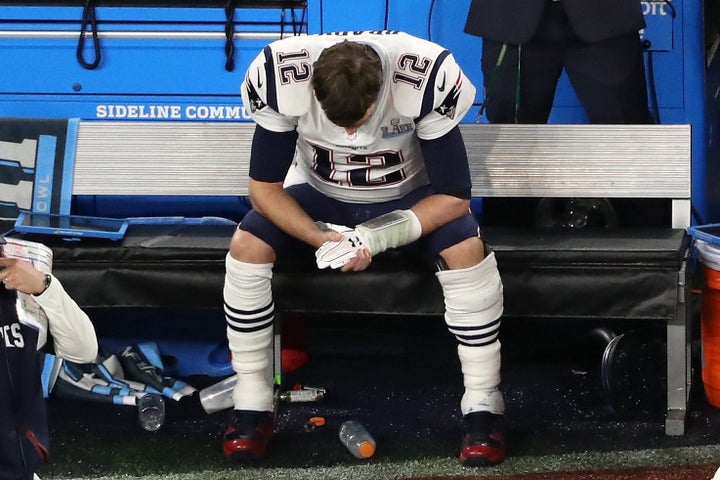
[224,253,275,412]
[436,252,505,415]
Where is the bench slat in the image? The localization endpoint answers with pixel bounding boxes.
[73,122,691,202]
[73,121,253,196]
[460,124,691,199]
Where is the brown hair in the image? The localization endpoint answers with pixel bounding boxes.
[312,41,383,127]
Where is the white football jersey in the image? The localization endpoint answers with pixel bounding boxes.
[241,30,476,203]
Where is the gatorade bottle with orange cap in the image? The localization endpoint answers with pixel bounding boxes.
[339,420,376,459]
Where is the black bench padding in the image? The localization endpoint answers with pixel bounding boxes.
[4,221,688,324]
[491,227,688,322]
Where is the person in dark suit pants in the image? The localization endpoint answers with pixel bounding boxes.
[464,0,653,124]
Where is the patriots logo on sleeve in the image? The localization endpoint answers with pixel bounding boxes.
[434,72,462,119]
[245,70,267,113]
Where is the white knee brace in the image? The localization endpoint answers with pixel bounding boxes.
[436,252,505,415]
[224,253,275,412]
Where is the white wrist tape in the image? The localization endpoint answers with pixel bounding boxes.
[356,209,422,255]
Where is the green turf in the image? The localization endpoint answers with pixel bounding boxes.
[40,444,720,480]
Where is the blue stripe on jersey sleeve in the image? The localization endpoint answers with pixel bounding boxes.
[418,50,451,121]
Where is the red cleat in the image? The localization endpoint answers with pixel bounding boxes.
[223,410,274,462]
[459,411,506,467]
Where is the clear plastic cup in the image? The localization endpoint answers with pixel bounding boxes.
[199,374,237,414]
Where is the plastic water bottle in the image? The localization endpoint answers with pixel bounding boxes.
[338,420,376,459]
[279,386,326,403]
[199,374,237,414]
[137,394,165,432]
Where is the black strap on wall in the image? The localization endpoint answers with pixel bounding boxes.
[224,0,236,71]
[74,0,309,72]
[383,0,389,30]
[76,0,101,69]
[279,0,306,38]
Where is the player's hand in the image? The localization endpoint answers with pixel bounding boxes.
[316,221,352,235]
[0,256,47,294]
[315,229,372,270]
[339,246,372,272]
[314,221,349,256]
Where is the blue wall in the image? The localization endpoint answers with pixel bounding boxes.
[0,0,714,222]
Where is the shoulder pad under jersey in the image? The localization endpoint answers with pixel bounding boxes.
[393,56,471,122]
[245,35,339,118]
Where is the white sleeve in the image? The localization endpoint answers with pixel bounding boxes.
[33,275,98,364]
[414,53,476,140]
[241,48,301,133]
